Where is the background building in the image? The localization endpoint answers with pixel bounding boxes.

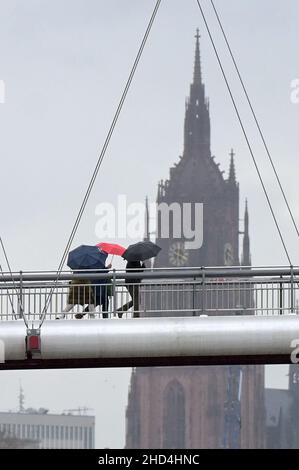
[0,388,95,449]
[266,365,299,449]
[126,31,265,449]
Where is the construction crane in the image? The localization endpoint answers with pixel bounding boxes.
[62,407,93,416]
[222,366,243,448]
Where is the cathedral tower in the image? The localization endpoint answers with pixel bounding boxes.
[126,31,265,449]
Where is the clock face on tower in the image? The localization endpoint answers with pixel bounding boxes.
[224,242,234,266]
[169,241,189,267]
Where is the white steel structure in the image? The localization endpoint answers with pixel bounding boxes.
[0,266,298,369]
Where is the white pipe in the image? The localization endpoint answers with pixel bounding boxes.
[0,321,27,360]
[1,315,299,362]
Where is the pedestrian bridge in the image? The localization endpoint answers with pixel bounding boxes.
[0,266,299,370]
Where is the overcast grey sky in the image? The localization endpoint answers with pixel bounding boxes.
[0,0,298,448]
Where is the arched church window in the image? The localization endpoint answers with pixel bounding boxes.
[162,380,186,448]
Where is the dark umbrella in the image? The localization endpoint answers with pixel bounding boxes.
[67,245,108,270]
[122,241,161,262]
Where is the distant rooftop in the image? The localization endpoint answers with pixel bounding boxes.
[2,385,94,417]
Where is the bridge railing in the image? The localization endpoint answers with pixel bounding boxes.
[0,266,298,321]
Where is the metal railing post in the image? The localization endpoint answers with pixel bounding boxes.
[290,265,294,313]
[279,275,283,315]
[18,270,24,319]
[192,276,196,316]
[113,269,117,316]
[201,267,206,315]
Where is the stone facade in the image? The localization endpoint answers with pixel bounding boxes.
[126,31,265,449]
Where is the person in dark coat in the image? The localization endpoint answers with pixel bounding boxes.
[117,260,146,318]
[56,259,111,320]
[77,263,112,319]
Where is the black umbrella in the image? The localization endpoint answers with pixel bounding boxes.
[122,241,161,262]
[67,245,107,270]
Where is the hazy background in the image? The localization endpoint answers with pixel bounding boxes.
[0,0,298,448]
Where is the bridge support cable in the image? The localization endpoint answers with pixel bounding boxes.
[195,0,292,266]
[39,0,162,326]
[0,237,27,326]
[209,0,299,243]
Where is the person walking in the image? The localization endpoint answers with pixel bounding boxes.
[78,263,112,319]
[56,278,95,319]
[56,244,108,320]
[117,260,145,318]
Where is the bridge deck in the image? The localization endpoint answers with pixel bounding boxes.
[0,266,298,369]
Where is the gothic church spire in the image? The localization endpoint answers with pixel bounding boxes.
[228,149,236,183]
[193,29,202,85]
[183,30,211,160]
